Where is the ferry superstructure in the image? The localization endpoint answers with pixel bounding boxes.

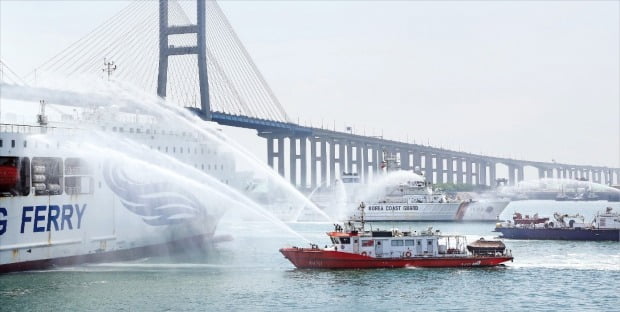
[0,95,239,273]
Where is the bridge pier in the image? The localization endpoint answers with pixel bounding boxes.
[446,157,454,184]
[436,155,444,184]
[456,158,463,184]
[489,162,496,186]
[466,159,473,185]
[425,154,433,183]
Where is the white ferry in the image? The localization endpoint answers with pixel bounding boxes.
[0,87,239,273]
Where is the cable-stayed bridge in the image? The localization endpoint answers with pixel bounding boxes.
[1,0,618,188]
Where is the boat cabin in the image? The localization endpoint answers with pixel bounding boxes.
[327,223,468,258]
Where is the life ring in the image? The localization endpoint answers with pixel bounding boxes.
[405,251,412,257]
[361,251,368,256]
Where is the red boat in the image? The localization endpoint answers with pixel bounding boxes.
[280,212,513,269]
[512,212,549,225]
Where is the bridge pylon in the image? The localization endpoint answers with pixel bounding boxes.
[157,0,211,120]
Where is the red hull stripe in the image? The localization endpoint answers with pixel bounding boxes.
[280,248,512,269]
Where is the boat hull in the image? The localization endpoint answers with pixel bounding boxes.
[279,248,512,269]
[495,228,619,241]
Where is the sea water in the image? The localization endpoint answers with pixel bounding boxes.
[1,200,618,311]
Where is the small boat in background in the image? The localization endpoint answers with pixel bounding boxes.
[494,207,620,241]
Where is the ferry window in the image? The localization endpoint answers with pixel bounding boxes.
[11,140,15,148]
[0,157,31,197]
[391,240,404,247]
[32,157,63,196]
[0,140,3,147]
[417,241,421,246]
[65,176,93,195]
[362,240,374,247]
[136,128,141,134]
[428,240,433,245]
[340,237,351,244]
[405,240,415,246]
[23,141,27,148]
[173,147,176,153]
[119,127,124,133]
[65,158,92,175]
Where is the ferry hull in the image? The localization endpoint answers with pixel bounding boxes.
[495,228,619,241]
[0,234,213,273]
[279,248,512,269]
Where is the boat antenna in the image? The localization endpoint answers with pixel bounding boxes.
[102,58,117,81]
[37,100,48,127]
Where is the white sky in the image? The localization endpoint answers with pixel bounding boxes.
[1,0,619,169]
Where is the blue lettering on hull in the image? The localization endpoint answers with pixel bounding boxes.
[0,204,87,236]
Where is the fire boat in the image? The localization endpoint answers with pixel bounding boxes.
[279,204,513,269]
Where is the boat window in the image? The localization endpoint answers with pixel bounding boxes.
[11,140,15,148]
[362,240,374,247]
[330,237,338,244]
[65,158,92,175]
[0,140,3,147]
[64,159,94,195]
[32,157,63,196]
[405,240,414,246]
[417,241,421,245]
[391,240,404,247]
[0,157,31,197]
[23,141,27,148]
[428,240,433,245]
[65,176,94,195]
[339,237,351,244]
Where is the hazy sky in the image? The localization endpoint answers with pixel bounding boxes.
[1,0,619,169]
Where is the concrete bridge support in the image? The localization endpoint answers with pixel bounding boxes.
[436,156,444,184]
[425,154,433,183]
[508,165,516,185]
[446,157,454,184]
[489,163,496,186]
[466,159,473,185]
[456,158,463,184]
